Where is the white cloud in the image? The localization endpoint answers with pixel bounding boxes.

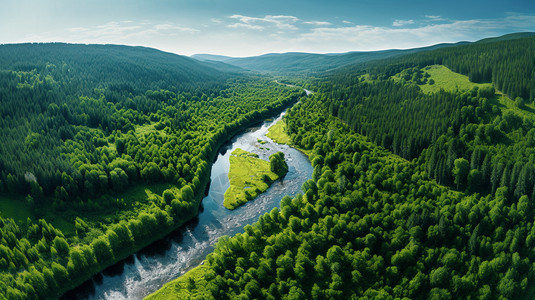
[227,22,264,30]
[12,13,535,57]
[295,15,535,53]
[392,19,414,27]
[154,24,199,33]
[85,21,143,38]
[425,15,446,21]
[228,14,299,30]
[303,21,332,26]
[66,21,198,41]
[501,14,535,29]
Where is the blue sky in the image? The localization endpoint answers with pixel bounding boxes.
[1,0,534,56]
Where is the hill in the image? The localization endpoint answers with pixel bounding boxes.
[192,42,470,75]
[192,33,534,76]
[149,33,535,300]
[0,43,304,299]
[0,43,232,92]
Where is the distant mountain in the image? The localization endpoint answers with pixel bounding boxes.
[196,59,248,73]
[192,44,470,75]
[475,32,535,44]
[191,33,534,75]
[0,43,231,91]
[192,54,234,62]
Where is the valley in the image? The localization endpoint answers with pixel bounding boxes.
[0,32,534,299]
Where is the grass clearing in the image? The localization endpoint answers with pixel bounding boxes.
[358,73,376,84]
[418,65,494,94]
[416,65,535,121]
[135,122,167,138]
[267,120,292,145]
[145,264,211,300]
[0,194,33,225]
[0,194,75,234]
[1,182,174,242]
[392,64,535,122]
[223,148,279,210]
[491,91,535,122]
[67,183,172,226]
[267,120,312,157]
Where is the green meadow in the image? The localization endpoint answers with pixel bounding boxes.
[223,148,279,210]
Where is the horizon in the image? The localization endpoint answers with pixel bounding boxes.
[2,31,533,59]
[1,0,535,57]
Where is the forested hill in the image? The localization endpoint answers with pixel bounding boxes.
[0,42,304,299]
[315,34,535,188]
[328,32,535,100]
[0,43,241,198]
[148,33,535,300]
[193,42,470,75]
[193,33,535,76]
[0,43,231,92]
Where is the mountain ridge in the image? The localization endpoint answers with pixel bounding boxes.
[191,32,534,75]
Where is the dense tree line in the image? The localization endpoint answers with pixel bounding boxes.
[313,36,535,203]
[334,35,535,101]
[158,36,535,299]
[269,152,288,177]
[173,94,535,299]
[0,44,303,298]
[315,79,480,160]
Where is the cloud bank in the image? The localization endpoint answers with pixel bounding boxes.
[9,13,535,56]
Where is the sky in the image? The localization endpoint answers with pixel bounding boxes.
[1,0,534,57]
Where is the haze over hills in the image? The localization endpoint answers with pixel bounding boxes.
[193,43,467,75]
[192,32,535,75]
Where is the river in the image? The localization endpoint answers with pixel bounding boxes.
[64,106,313,299]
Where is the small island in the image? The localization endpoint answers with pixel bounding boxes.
[223,148,288,210]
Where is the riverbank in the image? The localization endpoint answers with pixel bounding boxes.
[59,92,303,299]
[73,93,312,299]
[267,119,312,157]
[143,122,305,300]
[145,264,211,300]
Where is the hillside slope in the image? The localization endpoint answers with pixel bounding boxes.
[149,33,535,300]
[193,42,472,75]
[0,43,304,299]
[0,43,230,89]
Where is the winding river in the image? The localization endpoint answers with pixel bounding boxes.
[65,104,313,299]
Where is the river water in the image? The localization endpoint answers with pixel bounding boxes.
[65,107,313,299]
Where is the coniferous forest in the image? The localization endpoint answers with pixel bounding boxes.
[0,43,303,298]
[1,34,535,299]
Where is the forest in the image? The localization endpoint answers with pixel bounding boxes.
[2,34,535,299]
[0,43,303,298]
[148,34,535,299]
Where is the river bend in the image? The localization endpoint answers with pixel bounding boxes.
[67,107,313,299]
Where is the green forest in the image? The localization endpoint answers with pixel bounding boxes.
[2,34,535,299]
[148,35,535,299]
[0,43,303,299]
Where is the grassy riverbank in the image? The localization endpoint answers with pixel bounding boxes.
[266,120,292,145]
[145,264,211,300]
[57,90,302,299]
[267,119,312,157]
